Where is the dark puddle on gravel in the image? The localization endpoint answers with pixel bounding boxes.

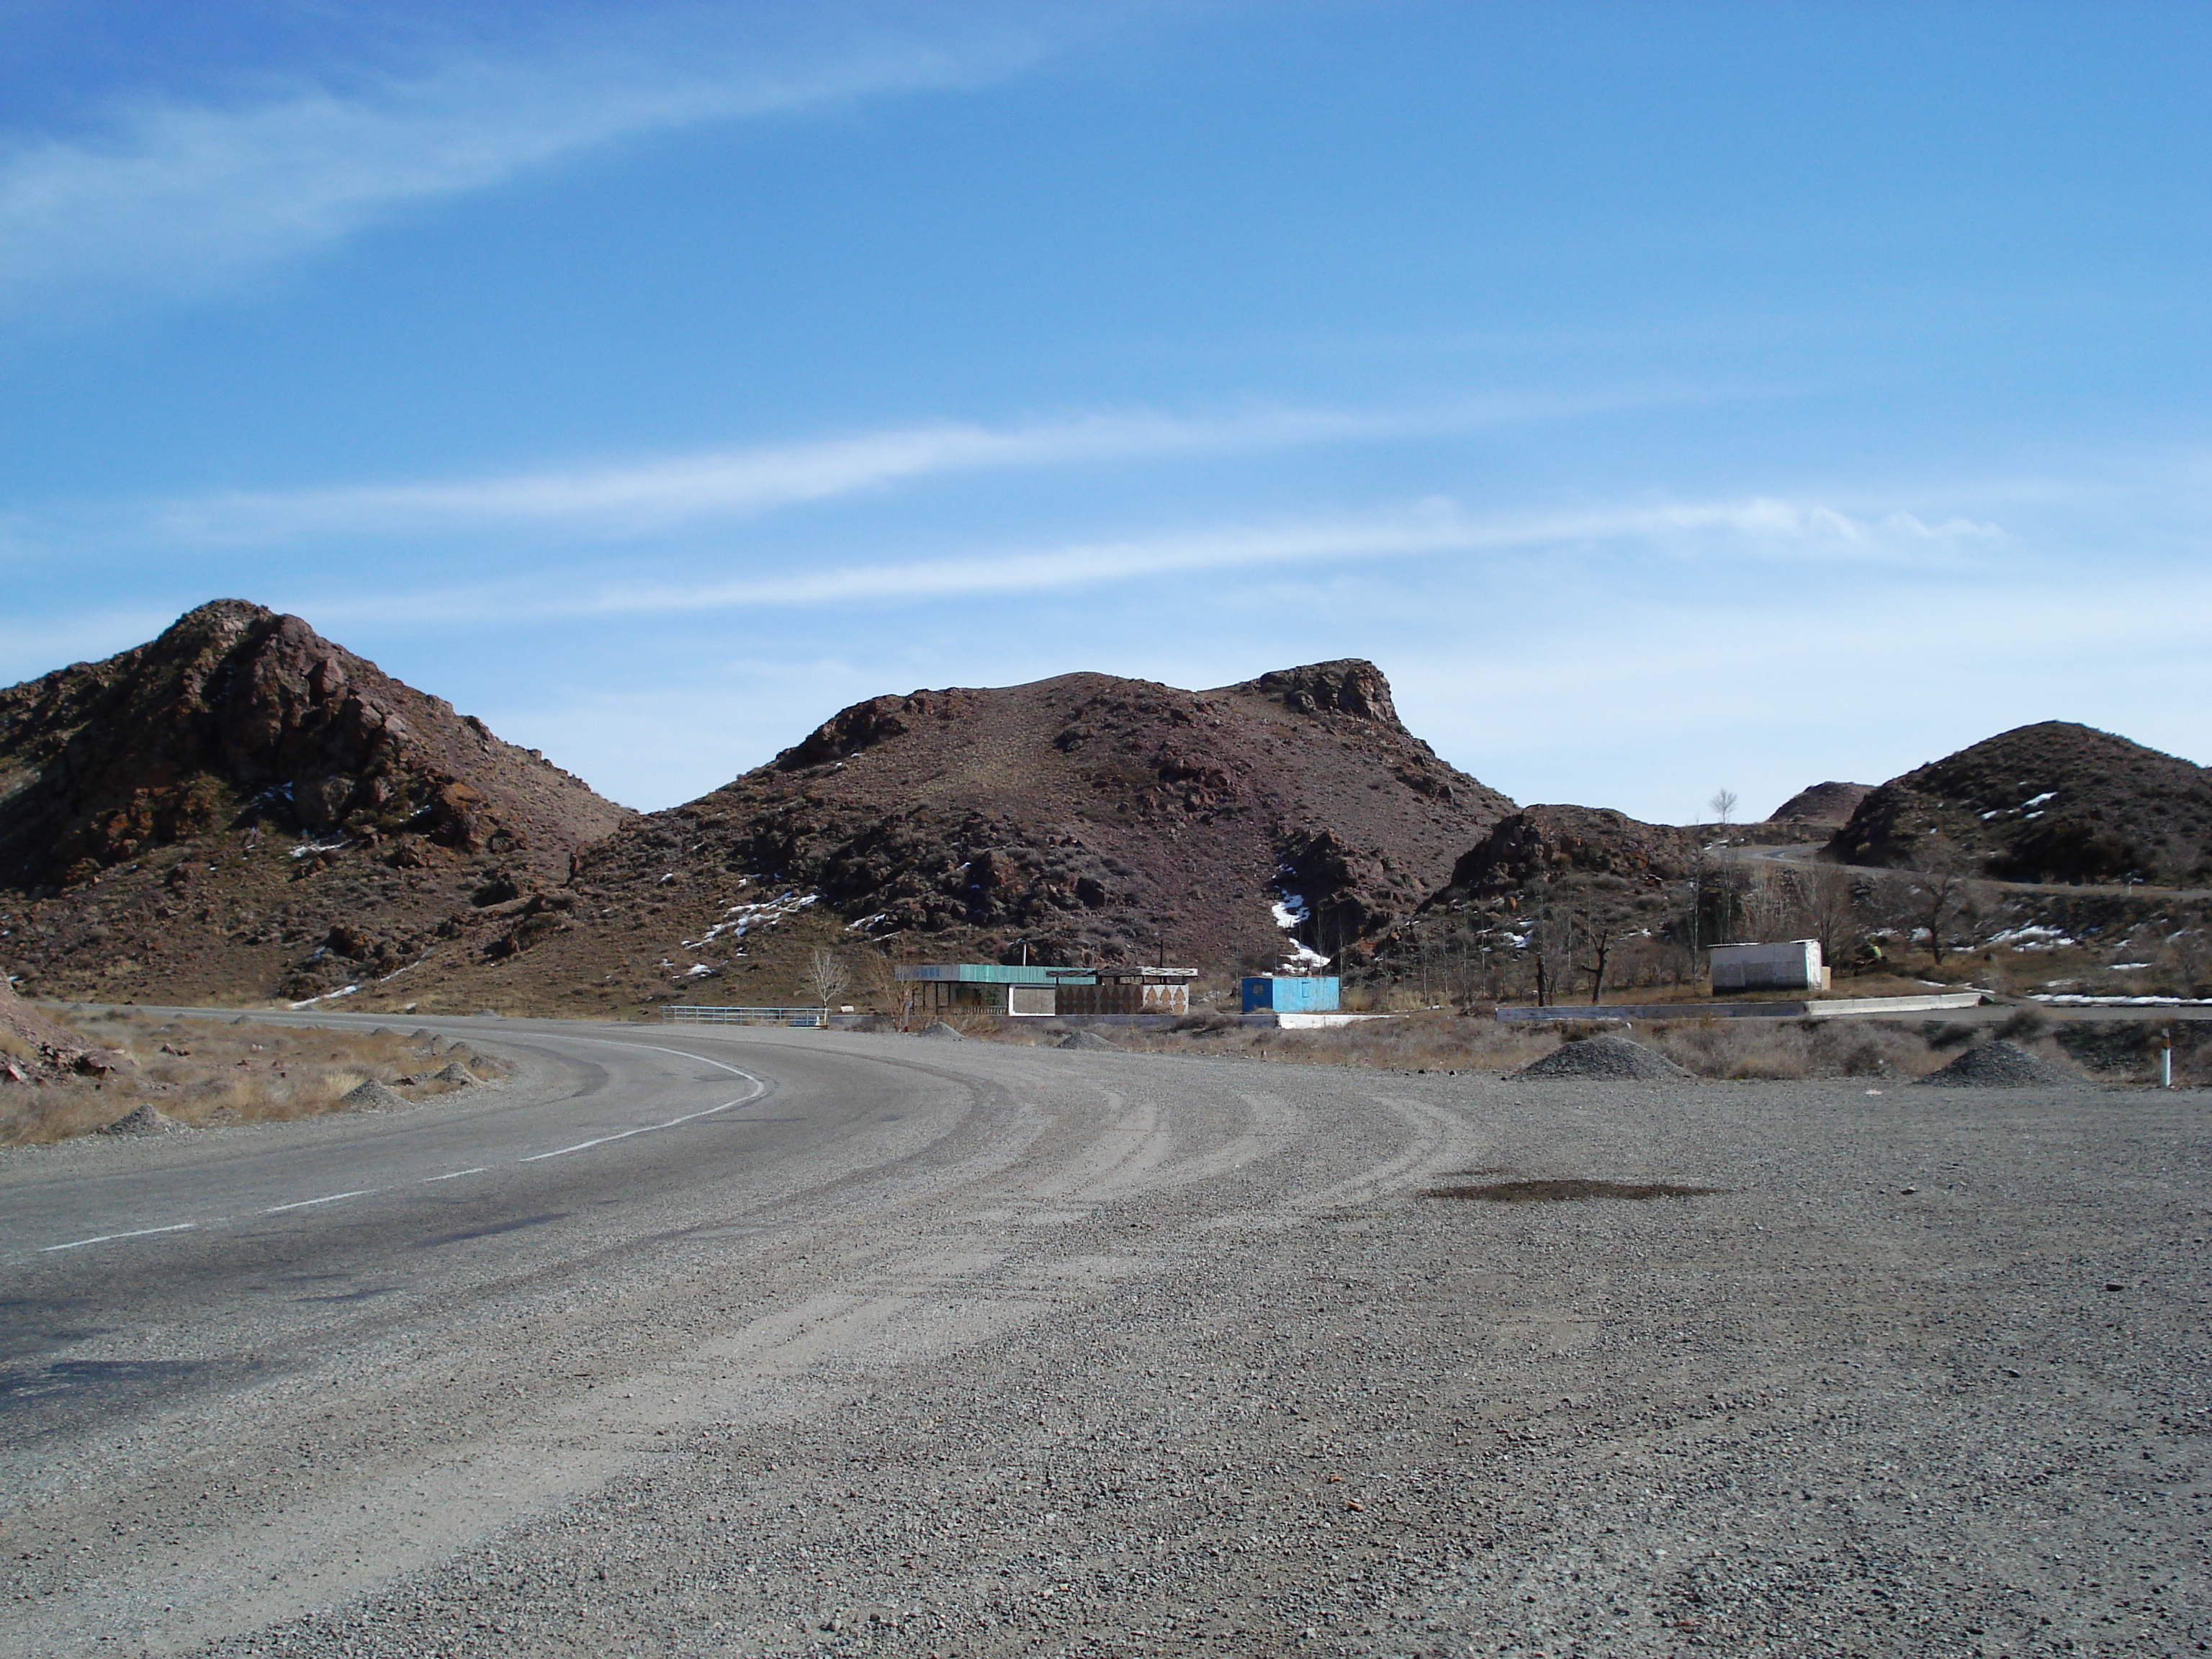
[0,1357,218,1419]
[1427,1177,1722,1202]
[425,1211,569,1246]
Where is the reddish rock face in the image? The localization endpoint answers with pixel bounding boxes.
[575,658,1516,976]
[0,600,629,889]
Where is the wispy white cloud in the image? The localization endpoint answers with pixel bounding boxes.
[148,386,1743,544]
[303,493,2008,627]
[158,406,1395,542]
[0,20,1038,311]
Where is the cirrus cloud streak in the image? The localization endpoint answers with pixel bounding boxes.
[305,493,2007,627]
[0,19,1043,313]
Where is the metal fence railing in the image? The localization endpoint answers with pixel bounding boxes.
[659,1005,830,1026]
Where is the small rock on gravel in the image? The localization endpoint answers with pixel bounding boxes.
[920,1021,965,1041]
[1914,1039,2080,1087]
[1056,1030,1119,1051]
[95,1102,184,1136]
[341,1079,407,1110]
[1513,1033,1691,1080]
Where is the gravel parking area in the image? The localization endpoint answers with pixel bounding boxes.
[6,1029,2206,1658]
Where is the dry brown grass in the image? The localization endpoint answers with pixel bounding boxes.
[0,1011,507,1147]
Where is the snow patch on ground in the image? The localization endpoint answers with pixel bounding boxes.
[2032,994,2212,1007]
[683,889,819,950]
[287,983,361,1010]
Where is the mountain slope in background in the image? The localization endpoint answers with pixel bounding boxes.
[1826,721,2212,886]
[1766,781,1871,827]
[463,659,1519,1014]
[0,601,631,1005]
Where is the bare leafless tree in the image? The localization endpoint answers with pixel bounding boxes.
[805,948,850,1015]
[1901,853,1972,966]
[1577,928,1614,1005]
[1709,787,1739,827]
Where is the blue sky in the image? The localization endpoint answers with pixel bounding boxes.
[3,1,2206,822]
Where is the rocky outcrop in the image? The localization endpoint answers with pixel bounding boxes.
[0,600,629,889]
[0,601,631,1009]
[1221,659,1402,725]
[1435,806,1702,899]
[0,967,117,1082]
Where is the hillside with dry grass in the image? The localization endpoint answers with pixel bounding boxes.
[0,1010,508,1146]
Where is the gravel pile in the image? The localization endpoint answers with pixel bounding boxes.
[1915,1038,2081,1087]
[431,1061,476,1086]
[341,1079,407,1110]
[919,1021,964,1041]
[1056,1030,1119,1051]
[94,1102,184,1136]
[1513,1033,1691,1080]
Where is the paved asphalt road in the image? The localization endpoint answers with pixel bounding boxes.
[2,1015,2206,1657]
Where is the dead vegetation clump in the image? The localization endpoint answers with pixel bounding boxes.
[0,1010,507,1147]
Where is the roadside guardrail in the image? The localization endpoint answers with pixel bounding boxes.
[660,1005,827,1027]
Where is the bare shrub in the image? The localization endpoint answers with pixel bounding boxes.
[1804,1020,1946,1079]
[1647,1020,1812,1080]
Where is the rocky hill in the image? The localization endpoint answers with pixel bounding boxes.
[1431,805,1704,899]
[454,659,1518,1015]
[1766,781,1871,827]
[1825,721,2212,886]
[1343,805,1706,1003]
[0,601,631,1006]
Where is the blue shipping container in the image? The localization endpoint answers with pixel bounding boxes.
[1241,976,1341,1013]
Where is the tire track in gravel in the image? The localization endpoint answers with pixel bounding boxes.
[1,1038,1250,1658]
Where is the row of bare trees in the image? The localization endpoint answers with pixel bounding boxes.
[1367,852,1985,1010]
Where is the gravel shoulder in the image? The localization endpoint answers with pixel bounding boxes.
[2,1024,2205,1658]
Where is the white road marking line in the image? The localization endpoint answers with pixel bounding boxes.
[266,1189,374,1213]
[26,1036,768,1255]
[518,1093,759,1162]
[42,1222,197,1253]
